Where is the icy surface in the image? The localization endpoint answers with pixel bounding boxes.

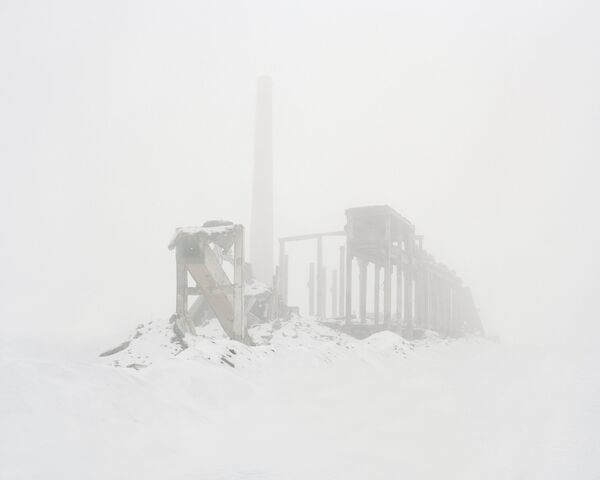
[1,318,598,479]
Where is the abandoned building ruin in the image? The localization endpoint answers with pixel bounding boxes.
[169,204,483,344]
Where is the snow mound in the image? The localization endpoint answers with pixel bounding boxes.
[99,315,454,372]
[360,330,413,353]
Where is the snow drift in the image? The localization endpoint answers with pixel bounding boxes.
[1,317,597,479]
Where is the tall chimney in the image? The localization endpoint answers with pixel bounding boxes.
[250,76,274,286]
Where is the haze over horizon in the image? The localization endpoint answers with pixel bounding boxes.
[1,0,599,350]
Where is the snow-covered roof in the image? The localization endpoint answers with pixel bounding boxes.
[168,223,239,250]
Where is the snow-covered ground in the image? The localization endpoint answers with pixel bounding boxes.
[1,317,598,479]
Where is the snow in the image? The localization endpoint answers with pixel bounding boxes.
[168,224,237,250]
[1,318,598,479]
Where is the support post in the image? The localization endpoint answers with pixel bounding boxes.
[317,236,324,318]
[345,252,353,325]
[373,265,380,324]
[278,239,287,305]
[396,262,403,323]
[404,267,413,330]
[359,259,367,324]
[331,269,338,318]
[413,267,421,329]
[433,276,441,332]
[176,260,188,319]
[270,266,279,322]
[441,280,447,336]
[282,254,289,306]
[339,245,346,318]
[308,262,316,316]
[384,216,392,327]
[424,269,431,330]
[277,238,288,306]
[449,285,454,335]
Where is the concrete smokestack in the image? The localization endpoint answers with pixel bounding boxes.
[250,76,274,286]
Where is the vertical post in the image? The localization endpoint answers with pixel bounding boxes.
[384,216,392,327]
[345,252,353,325]
[432,273,437,331]
[404,267,413,330]
[233,226,245,341]
[414,237,424,330]
[373,265,380,324]
[176,256,188,319]
[434,275,441,332]
[282,254,289,306]
[449,285,454,336]
[308,262,315,316]
[339,245,346,318]
[270,266,279,322]
[413,267,421,329]
[320,266,327,319]
[396,261,403,323]
[175,242,193,335]
[331,269,338,317]
[442,279,449,336]
[424,268,431,330]
[278,239,286,304]
[317,236,324,318]
[359,259,367,324]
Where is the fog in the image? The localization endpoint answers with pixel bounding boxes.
[2,2,600,478]
[1,1,599,347]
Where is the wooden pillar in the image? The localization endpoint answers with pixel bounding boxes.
[434,276,441,333]
[384,216,392,327]
[414,266,422,329]
[270,267,279,321]
[442,280,449,336]
[404,267,413,328]
[308,262,315,316]
[396,262,403,323]
[176,260,188,319]
[278,239,286,303]
[424,269,431,330]
[233,226,245,341]
[282,254,289,306]
[331,269,338,318]
[430,275,437,332]
[359,259,367,324]
[345,252,353,325]
[373,265,380,324]
[449,285,455,335]
[317,236,324,318]
[339,245,346,318]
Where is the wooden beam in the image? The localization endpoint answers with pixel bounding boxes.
[280,231,345,243]
[317,236,324,318]
[176,263,187,318]
[331,269,338,317]
[339,245,346,317]
[384,215,392,327]
[396,263,403,323]
[345,253,353,325]
[374,265,380,325]
[308,262,315,316]
[359,259,367,324]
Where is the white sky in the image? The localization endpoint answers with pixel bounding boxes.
[1,0,599,349]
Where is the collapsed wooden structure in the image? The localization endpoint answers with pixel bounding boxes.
[169,205,482,343]
[276,205,483,339]
[169,223,247,342]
